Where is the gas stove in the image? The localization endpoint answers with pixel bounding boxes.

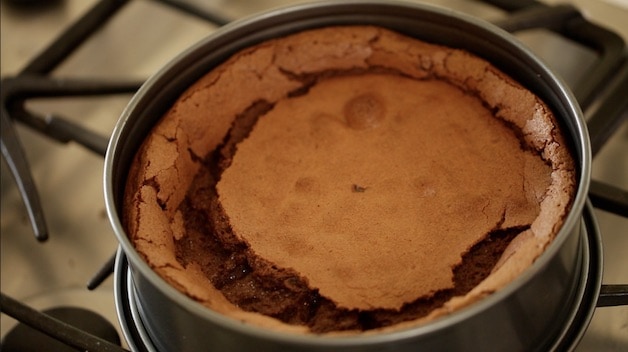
[1,0,626,351]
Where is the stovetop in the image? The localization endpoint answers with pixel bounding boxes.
[1,0,626,351]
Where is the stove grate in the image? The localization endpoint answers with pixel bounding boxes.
[1,0,626,350]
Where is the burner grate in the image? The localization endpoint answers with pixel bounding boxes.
[1,0,626,350]
[1,293,126,352]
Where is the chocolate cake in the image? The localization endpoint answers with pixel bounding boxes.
[123,25,576,334]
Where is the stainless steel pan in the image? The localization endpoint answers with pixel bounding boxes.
[104,1,593,351]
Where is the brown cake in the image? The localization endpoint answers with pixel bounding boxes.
[123,25,576,334]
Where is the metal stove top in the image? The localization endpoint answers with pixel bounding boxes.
[1,0,626,350]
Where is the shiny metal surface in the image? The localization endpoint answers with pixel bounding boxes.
[1,0,626,350]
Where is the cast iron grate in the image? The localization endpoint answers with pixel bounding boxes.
[1,0,626,350]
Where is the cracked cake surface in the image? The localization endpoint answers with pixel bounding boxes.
[123,25,576,333]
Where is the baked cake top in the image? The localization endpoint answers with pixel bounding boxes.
[124,25,575,332]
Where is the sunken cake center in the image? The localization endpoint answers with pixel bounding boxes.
[216,73,551,311]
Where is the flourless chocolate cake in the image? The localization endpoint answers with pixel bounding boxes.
[123,26,576,334]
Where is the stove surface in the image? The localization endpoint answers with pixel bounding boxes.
[1,0,626,351]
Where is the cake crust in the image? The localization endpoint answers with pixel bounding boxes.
[123,25,576,333]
